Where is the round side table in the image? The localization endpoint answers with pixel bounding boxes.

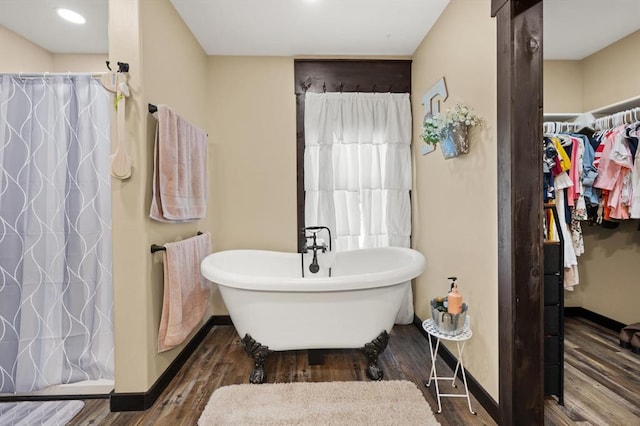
[422,317,476,415]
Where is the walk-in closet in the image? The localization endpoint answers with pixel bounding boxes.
[542,1,640,422]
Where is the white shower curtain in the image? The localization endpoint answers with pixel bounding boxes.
[304,92,414,324]
[0,74,114,393]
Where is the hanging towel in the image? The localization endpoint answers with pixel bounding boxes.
[158,232,212,353]
[150,105,208,222]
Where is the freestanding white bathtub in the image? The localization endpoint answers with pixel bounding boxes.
[200,247,426,383]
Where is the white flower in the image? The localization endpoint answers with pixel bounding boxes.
[421,103,483,146]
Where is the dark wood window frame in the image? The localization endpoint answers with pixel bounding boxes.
[294,59,412,251]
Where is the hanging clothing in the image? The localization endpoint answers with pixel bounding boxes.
[555,187,579,290]
[543,106,640,292]
[630,125,640,218]
[594,127,633,220]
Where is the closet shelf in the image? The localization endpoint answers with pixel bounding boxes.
[543,112,581,122]
[590,96,640,116]
[544,95,640,121]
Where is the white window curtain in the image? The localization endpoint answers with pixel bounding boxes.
[304,92,414,324]
[0,74,113,393]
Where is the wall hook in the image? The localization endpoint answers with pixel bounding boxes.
[117,62,130,73]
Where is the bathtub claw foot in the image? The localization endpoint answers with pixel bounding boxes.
[241,334,272,384]
[362,331,389,381]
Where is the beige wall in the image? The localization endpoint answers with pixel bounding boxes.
[108,0,148,394]
[569,222,640,325]
[206,57,297,250]
[109,0,210,393]
[411,0,498,400]
[543,60,582,113]
[141,0,211,387]
[0,26,107,73]
[0,25,52,71]
[582,30,640,112]
[52,54,109,72]
[206,55,297,313]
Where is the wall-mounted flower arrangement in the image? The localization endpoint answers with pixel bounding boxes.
[422,103,483,159]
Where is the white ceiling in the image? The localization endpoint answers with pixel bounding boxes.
[544,0,640,60]
[1,0,639,59]
[169,0,449,56]
[0,0,108,54]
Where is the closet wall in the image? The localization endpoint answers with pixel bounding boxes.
[543,60,582,113]
[582,30,640,111]
[544,30,640,325]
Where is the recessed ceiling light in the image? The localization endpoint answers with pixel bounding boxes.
[56,8,86,24]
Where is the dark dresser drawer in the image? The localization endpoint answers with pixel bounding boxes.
[543,243,562,273]
[544,335,560,365]
[543,204,564,404]
[544,365,561,396]
[544,274,560,305]
[544,306,560,335]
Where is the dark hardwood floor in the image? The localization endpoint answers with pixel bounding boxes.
[67,316,640,425]
[70,324,495,425]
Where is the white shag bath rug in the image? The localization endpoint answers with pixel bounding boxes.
[0,400,84,426]
[198,380,440,425]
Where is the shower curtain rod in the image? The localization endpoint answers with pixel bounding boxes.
[1,71,112,78]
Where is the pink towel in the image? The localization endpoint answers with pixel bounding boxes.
[158,232,212,353]
[150,105,208,222]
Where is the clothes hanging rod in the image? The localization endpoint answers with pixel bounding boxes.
[544,105,640,133]
[150,232,203,253]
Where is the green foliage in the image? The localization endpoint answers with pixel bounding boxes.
[422,103,483,146]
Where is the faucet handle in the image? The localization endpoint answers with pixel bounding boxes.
[315,238,327,252]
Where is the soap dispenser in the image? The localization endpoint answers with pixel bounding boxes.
[447,276,463,314]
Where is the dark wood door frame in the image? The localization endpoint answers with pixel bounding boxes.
[492,0,544,424]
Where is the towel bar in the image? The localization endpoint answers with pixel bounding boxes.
[150,232,203,253]
[148,103,158,114]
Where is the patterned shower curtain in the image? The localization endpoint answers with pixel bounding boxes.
[0,74,114,393]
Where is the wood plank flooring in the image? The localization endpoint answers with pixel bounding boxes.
[70,324,495,425]
[67,317,640,425]
[544,317,640,425]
